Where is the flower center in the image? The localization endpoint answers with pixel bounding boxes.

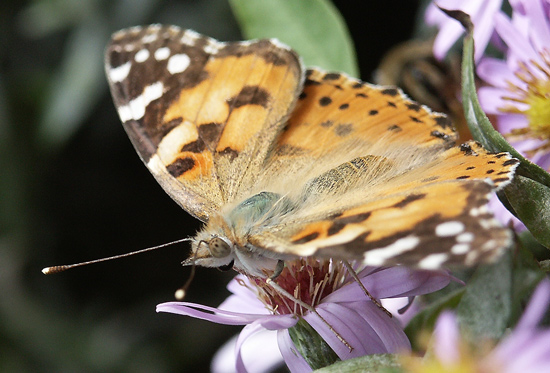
[252,258,346,316]
[500,50,550,141]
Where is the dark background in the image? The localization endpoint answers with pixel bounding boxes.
[1,0,422,371]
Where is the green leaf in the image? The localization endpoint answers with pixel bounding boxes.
[456,250,512,343]
[504,175,550,248]
[313,354,402,373]
[510,233,547,323]
[454,9,550,189]
[288,318,340,370]
[229,0,359,77]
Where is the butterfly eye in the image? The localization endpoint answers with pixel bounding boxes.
[208,237,232,258]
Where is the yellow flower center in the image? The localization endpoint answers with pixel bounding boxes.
[524,76,550,138]
[500,50,550,143]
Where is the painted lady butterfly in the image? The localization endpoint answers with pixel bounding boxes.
[105,25,518,279]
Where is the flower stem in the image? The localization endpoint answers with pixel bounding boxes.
[288,318,340,370]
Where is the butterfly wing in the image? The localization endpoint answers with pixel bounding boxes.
[105,25,302,221]
[248,69,518,269]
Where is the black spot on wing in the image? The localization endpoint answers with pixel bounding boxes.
[323,73,341,80]
[334,123,353,137]
[227,85,271,108]
[181,139,206,153]
[393,193,426,208]
[319,96,332,106]
[167,157,195,177]
[381,88,399,96]
[198,122,223,148]
[328,212,372,236]
[292,232,320,244]
[218,147,239,160]
[388,124,402,132]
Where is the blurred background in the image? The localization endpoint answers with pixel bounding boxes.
[1,0,422,371]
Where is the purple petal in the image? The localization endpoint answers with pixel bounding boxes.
[324,267,451,303]
[495,113,528,133]
[277,330,312,373]
[433,311,461,364]
[305,303,387,360]
[524,0,550,54]
[494,12,539,63]
[218,277,270,315]
[477,58,516,88]
[157,301,274,326]
[515,279,550,331]
[488,193,526,231]
[232,319,297,373]
[478,87,509,114]
[471,0,503,61]
[531,151,550,170]
[352,301,411,353]
[211,331,284,373]
[235,321,267,373]
[381,297,419,327]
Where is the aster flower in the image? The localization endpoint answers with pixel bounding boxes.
[157,259,452,372]
[477,0,550,171]
[401,278,550,372]
[425,0,503,61]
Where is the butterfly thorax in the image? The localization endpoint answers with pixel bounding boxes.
[187,191,297,278]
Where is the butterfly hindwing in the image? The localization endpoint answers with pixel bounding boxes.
[247,70,519,269]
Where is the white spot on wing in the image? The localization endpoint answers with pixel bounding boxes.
[167,53,190,74]
[108,61,131,83]
[142,33,158,43]
[181,30,200,46]
[363,236,419,265]
[451,243,470,255]
[435,221,465,237]
[117,82,164,122]
[135,49,150,62]
[203,42,221,54]
[418,253,448,269]
[117,105,132,122]
[269,38,291,51]
[154,47,170,60]
[457,232,474,243]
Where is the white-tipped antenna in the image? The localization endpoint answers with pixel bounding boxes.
[42,238,193,275]
[174,244,200,300]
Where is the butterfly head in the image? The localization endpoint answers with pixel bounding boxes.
[184,231,235,269]
[184,218,283,278]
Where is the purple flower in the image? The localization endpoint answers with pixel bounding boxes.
[477,0,550,169]
[157,259,452,372]
[401,278,550,372]
[425,0,503,61]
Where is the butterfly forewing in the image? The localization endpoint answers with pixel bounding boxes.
[105,25,302,221]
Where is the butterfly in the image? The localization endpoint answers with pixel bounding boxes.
[105,25,518,280]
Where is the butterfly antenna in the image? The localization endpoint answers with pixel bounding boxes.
[174,242,201,300]
[41,238,193,275]
[342,261,392,318]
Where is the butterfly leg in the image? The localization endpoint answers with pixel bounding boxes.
[342,261,393,318]
[269,260,285,281]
